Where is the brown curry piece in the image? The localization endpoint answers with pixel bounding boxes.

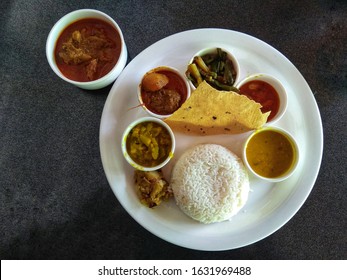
[59,28,116,80]
[55,18,121,82]
[145,89,182,115]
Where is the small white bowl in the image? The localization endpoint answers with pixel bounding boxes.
[138,66,191,118]
[121,117,175,171]
[186,47,240,90]
[236,73,287,124]
[46,9,127,90]
[242,126,299,182]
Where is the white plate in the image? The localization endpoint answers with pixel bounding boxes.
[99,29,323,250]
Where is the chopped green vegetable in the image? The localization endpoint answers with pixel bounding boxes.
[186,63,203,87]
[186,48,238,91]
[193,56,210,73]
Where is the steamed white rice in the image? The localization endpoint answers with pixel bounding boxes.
[170,144,249,224]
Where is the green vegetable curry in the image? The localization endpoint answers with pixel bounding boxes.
[186,48,238,91]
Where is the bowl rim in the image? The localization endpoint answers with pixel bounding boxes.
[121,116,176,171]
[242,126,300,182]
[46,8,127,87]
[187,46,241,90]
[137,66,191,119]
[235,72,288,125]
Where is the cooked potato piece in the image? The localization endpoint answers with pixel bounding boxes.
[142,72,169,92]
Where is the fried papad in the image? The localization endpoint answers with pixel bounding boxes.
[164,81,270,135]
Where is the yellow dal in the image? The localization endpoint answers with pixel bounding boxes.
[246,130,295,178]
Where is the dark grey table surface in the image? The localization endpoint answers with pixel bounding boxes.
[1,0,346,260]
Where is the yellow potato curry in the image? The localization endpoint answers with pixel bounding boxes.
[126,121,172,167]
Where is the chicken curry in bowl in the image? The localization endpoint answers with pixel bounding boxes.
[54,18,122,82]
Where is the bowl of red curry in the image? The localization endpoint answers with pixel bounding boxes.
[46,9,127,90]
[138,66,191,118]
[236,73,288,124]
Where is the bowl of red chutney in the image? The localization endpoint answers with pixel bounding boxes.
[236,73,287,124]
[46,9,127,90]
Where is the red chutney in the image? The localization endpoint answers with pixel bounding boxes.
[141,70,188,115]
[239,80,280,122]
[54,18,122,82]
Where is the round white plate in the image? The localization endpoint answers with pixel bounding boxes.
[99,29,323,251]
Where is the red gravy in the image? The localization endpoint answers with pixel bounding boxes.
[141,70,188,115]
[239,80,280,121]
[54,18,121,82]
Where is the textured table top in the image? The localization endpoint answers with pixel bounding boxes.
[1,0,346,259]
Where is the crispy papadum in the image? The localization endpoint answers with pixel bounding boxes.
[164,81,269,135]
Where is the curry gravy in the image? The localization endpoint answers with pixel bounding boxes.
[54,18,121,82]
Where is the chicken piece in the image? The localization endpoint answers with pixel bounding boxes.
[59,36,92,64]
[85,35,109,51]
[71,30,82,43]
[86,59,98,80]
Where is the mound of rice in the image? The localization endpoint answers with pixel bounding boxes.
[170,144,249,224]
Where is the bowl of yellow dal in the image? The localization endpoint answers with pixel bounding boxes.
[242,127,299,182]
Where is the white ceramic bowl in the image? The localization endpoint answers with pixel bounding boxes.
[46,9,127,90]
[236,73,287,124]
[121,117,176,171]
[137,66,191,118]
[186,47,241,90]
[242,126,299,182]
